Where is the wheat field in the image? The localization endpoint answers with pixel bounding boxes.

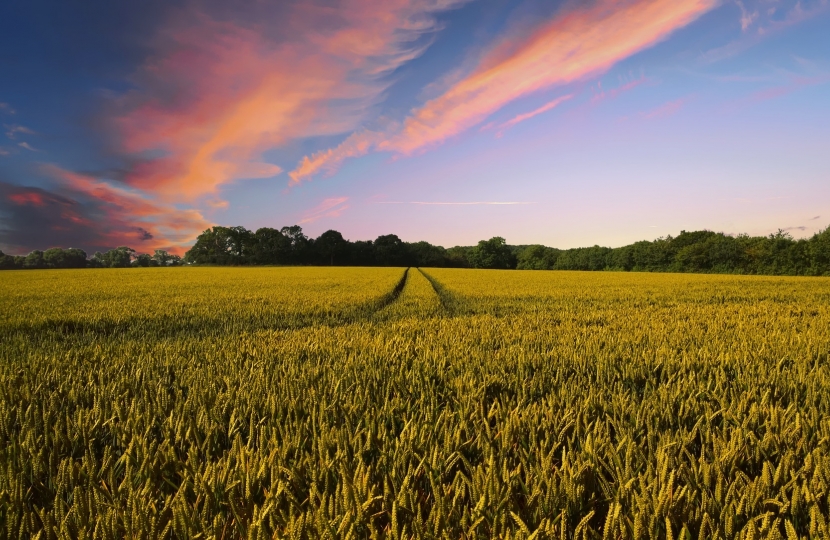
[1,267,829,539]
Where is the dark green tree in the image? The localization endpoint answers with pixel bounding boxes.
[133,253,152,267]
[374,234,408,266]
[0,250,17,270]
[97,247,135,268]
[516,245,559,270]
[152,249,173,266]
[445,246,471,268]
[251,228,290,265]
[407,241,447,267]
[809,227,830,276]
[185,226,253,265]
[315,230,347,265]
[23,250,46,269]
[280,226,311,264]
[468,237,516,269]
[42,247,87,269]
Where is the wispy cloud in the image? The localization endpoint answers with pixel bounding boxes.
[744,75,830,104]
[700,0,830,63]
[642,97,688,119]
[0,103,14,115]
[735,0,759,31]
[4,124,35,140]
[112,0,465,200]
[379,0,717,154]
[36,165,212,253]
[590,74,652,104]
[299,197,350,224]
[492,94,574,136]
[373,201,536,205]
[290,0,718,183]
[17,142,39,152]
[712,66,830,114]
[809,215,821,220]
[289,130,387,186]
[7,191,47,206]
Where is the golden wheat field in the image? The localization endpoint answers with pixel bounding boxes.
[1,267,829,539]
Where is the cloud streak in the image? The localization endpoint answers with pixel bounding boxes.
[642,97,688,118]
[373,201,536,205]
[4,124,35,140]
[113,0,465,200]
[3,165,215,254]
[494,94,574,136]
[299,197,350,224]
[18,142,39,152]
[290,0,718,183]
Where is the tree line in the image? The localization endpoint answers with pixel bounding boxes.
[2,224,829,275]
[0,247,182,269]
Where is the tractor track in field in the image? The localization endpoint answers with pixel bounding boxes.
[416,268,456,316]
[8,268,416,341]
[372,267,410,312]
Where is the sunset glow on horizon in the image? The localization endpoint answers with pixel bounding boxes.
[1,0,828,254]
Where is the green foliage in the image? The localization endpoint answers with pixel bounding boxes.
[185,226,255,265]
[152,249,181,267]
[92,246,136,268]
[516,245,560,270]
[4,224,830,275]
[2,268,829,538]
[545,228,830,276]
[0,249,15,270]
[468,236,516,269]
[133,253,152,267]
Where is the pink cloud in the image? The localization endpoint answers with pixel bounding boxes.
[373,200,535,205]
[113,0,464,200]
[299,197,350,224]
[493,94,574,136]
[746,75,830,103]
[736,0,759,31]
[289,130,387,186]
[700,0,829,63]
[381,0,717,154]
[643,97,688,118]
[590,74,651,104]
[714,74,830,114]
[4,124,34,139]
[8,191,46,206]
[290,0,717,182]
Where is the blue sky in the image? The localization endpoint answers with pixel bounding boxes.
[1,0,828,254]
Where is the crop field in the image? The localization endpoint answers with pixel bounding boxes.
[1,267,830,539]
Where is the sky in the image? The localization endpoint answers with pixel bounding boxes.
[0,0,828,255]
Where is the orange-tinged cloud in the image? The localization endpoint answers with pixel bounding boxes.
[383,0,718,154]
[8,191,46,206]
[299,197,350,224]
[289,130,386,185]
[289,0,717,182]
[495,94,574,135]
[643,97,687,118]
[43,165,212,254]
[116,0,465,200]
[590,74,651,104]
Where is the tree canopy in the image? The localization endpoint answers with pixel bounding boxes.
[2,225,829,276]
